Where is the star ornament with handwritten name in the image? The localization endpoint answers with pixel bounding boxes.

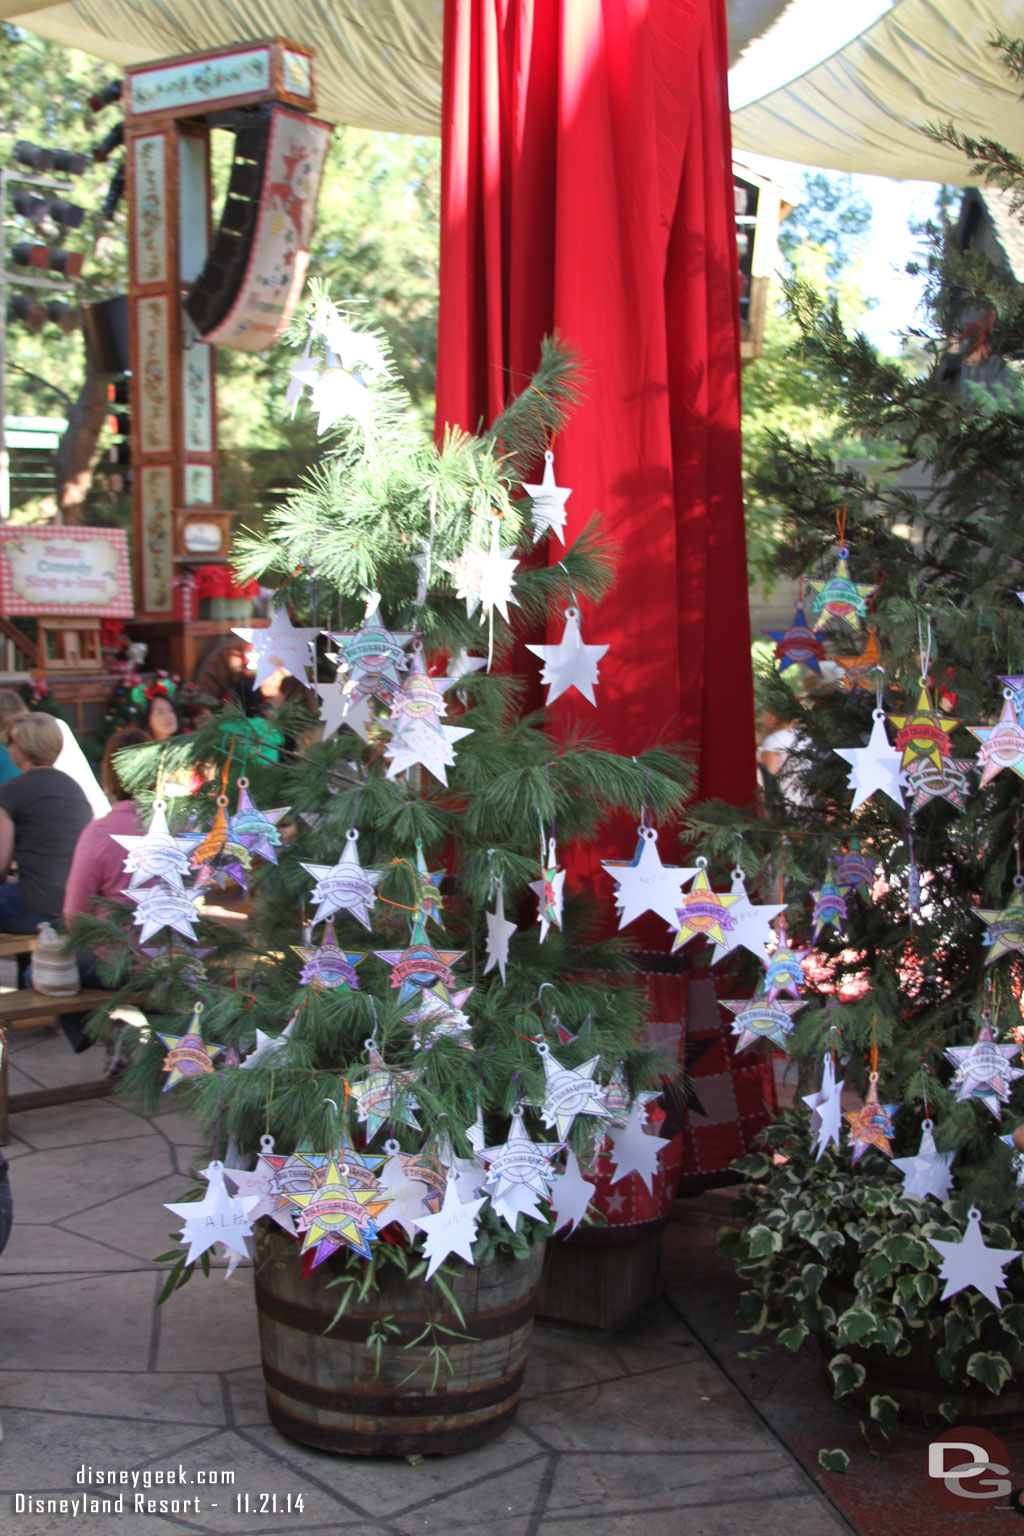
[670,864,740,954]
[601,826,696,931]
[232,606,320,690]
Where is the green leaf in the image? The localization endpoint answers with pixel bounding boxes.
[965,1351,1014,1395]
[747,1224,783,1258]
[937,1401,958,1424]
[913,1272,938,1305]
[778,1323,810,1353]
[944,1311,981,1355]
[801,1262,827,1295]
[828,1352,867,1398]
[835,1307,877,1346]
[883,1233,929,1268]
[817,1448,850,1474]
[736,1290,769,1335]
[872,1315,904,1353]
[1000,1303,1024,1344]
[869,1393,900,1440]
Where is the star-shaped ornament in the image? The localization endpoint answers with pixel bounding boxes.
[806,548,876,632]
[522,448,571,545]
[374,916,465,1002]
[945,1021,1024,1120]
[670,862,740,954]
[834,709,906,811]
[375,1150,433,1241]
[283,331,320,418]
[114,798,193,890]
[414,1177,488,1280]
[904,755,971,813]
[764,603,826,675]
[233,606,320,690]
[388,645,457,728]
[444,516,519,624]
[480,1112,561,1223]
[403,982,475,1051]
[929,1206,1022,1307]
[409,840,445,928]
[888,683,959,771]
[483,883,517,984]
[1000,1132,1024,1200]
[761,920,808,1001]
[722,993,805,1053]
[803,1054,845,1161]
[316,310,389,379]
[998,673,1024,719]
[157,1008,222,1089]
[127,882,202,944]
[607,1102,670,1193]
[834,624,884,692]
[845,1075,900,1162]
[809,873,848,942]
[329,599,413,704]
[164,1161,258,1270]
[706,868,785,964]
[968,694,1024,787]
[548,1148,596,1234]
[300,829,382,930]
[285,1158,389,1265]
[350,1045,421,1140]
[292,924,365,989]
[526,606,609,707]
[529,836,566,942]
[977,882,1024,964]
[832,838,876,896]
[532,1046,611,1141]
[892,1119,955,1202]
[601,826,697,931]
[317,677,376,742]
[239,1012,297,1071]
[384,715,473,787]
[308,362,372,434]
[230,782,286,865]
[223,1138,298,1235]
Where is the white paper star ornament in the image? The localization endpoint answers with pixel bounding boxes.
[834,708,906,811]
[526,606,609,707]
[522,449,571,545]
[317,677,375,743]
[164,1161,257,1269]
[929,1205,1021,1306]
[414,1177,488,1281]
[529,836,566,941]
[601,826,697,930]
[892,1119,955,1202]
[532,1045,611,1141]
[608,1101,669,1193]
[114,798,193,890]
[549,1149,596,1234]
[233,606,320,690]
[300,829,382,930]
[384,717,474,787]
[802,1054,845,1161]
[707,868,785,964]
[483,882,517,983]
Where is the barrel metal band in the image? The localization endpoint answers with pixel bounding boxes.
[262,1358,526,1416]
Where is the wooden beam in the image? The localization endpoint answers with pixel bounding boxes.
[0,616,38,667]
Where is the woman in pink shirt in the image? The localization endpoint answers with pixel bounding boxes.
[61,727,150,1053]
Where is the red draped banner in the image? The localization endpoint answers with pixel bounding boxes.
[436,0,756,857]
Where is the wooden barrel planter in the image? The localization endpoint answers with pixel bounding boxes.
[253,1227,545,1456]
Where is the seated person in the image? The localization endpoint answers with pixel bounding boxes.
[0,689,26,786]
[61,727,150,1053]
[0,714,92,933]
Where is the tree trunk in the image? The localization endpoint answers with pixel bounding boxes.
[54,359,108,525]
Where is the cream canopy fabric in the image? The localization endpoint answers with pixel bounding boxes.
[731,0,1024,182]
[1,0,790,134]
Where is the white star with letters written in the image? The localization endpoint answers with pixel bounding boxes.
[601,826,696,930]
[233,606,320,690]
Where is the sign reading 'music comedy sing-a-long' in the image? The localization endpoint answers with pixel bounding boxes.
[0,527,134,617]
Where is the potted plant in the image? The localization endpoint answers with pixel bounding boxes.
[84,294,689,1457]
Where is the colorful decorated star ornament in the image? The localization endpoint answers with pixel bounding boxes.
[764,602,826,675]
[300,828,382,930]
[809,872,849,943]
[761,920,808,1002]
[414,1176,488,1280]
[388,645,458,728]
[998,673,1024,719]
[904,755,971,813]
[229,781,286,864]
[832,838,876,897]
[531,1044,611,1141]
[292,924,365,990]
[285,1157,389,1265]
[232,605,320,690]
[892,1118,955,1202]
[408,840,445,928]
[548,1148,597,1234]
[968,693,1024,787]
[834,709,906,811]
[522,448,572,545]
[999,1132,1024,1198]
[706,868,785,965]
[328,599,413,704]
[127,881,203,944]
[164,1161,258,1271]
[526,606,609,707]
[384,715,474,787]
[483,881,517,984]
[928,1206,1022,1307]
[944,1019,1024,1120]
[222,1136,300,1234]
[601,826,696,932]
[803,1053,845,1161]
[156,1004,222,1089]
[529,835,566,943]
[722,993,805,1053]
[374,915,465,1002]
[670,859,740,954]
[444,515,520,625]
[350,1045,422,1141]
[403,982,475,1051]
[114,798,193,890]
[888,683,959,771]
[607,1101,670,1193]
[833,624,884,692]
[480,1110,562,1230]
[806,546,876,632]
[845,1073,900,1162]
[977,881,1024,965]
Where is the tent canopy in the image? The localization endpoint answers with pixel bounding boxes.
[1,0,789,133]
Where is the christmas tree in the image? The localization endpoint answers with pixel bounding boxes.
[701,43,1024,1444]
[78,292,691,1297]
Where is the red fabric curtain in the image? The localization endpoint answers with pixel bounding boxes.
[436,0,756,850]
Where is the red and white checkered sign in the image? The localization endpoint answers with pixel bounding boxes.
[0,527,133,617]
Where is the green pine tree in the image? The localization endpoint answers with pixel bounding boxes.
[76,291,691,1294]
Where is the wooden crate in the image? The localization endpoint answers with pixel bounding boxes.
[37,617,103,671]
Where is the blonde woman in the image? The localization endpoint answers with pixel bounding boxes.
[0,713,92,932]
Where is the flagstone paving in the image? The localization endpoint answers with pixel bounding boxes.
[0,1029,858,1536]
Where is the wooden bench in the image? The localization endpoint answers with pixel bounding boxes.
[0,988,124,1143]
[0,933,35,961]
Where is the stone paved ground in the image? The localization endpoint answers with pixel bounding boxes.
[0,1022,960,1536]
